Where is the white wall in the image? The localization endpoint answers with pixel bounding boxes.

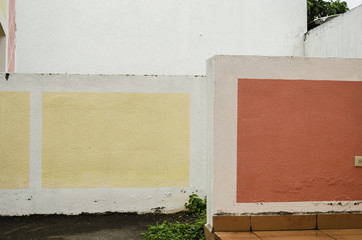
[0,73,207,215]
[15,0,306,75]
[304,5,362,58]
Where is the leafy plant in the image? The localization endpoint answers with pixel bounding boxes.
[142,220,205,240]
[307,0,349,23]
[184,194,206,217]
[142,194,206,240]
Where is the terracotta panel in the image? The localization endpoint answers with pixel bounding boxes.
[251,215,316,231]
[237,79,362,203]
[318,214,362,229]
[213,216,250,232]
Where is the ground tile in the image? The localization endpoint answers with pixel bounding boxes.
[320,229,362,240]
[253,230,333,239]
[215,231,260,239]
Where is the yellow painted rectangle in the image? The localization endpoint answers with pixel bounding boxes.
[0,92,30,189]
[42,92,190,188]
[0,0,6,20]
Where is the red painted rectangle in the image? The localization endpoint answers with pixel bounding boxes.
[237,79,362,203]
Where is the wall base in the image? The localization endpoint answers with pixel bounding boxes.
[210,213,362,232]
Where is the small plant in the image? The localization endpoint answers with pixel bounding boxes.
[141,220,205,240]
[184,194,206,217]
[142,194,206,240]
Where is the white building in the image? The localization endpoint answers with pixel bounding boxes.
[15,0,307,75]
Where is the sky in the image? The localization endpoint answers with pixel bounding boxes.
[345,0,361,9]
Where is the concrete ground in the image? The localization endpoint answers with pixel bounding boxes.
[0,212,198,240]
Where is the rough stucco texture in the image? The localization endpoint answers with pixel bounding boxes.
[0,92,30,189]
[237,79,362,203]
[42,92,190,188]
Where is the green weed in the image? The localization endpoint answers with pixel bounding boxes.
[142,194,206,240]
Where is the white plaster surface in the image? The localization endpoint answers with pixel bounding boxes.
[0,73,207,215]
[304,5,362,58]
[206,58,215,226]
[15,0,306,75]
[206,55,362,227]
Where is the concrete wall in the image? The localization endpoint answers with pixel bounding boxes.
[15,0,306,75]
[0,73,207,215]
[304,5,362,58]
[206,55,362,227]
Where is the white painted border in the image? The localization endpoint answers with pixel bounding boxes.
[0,73,207,215]
[207,56,362,226]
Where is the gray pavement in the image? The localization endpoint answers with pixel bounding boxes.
[0,212,197,240]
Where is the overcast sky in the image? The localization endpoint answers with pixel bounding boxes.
[345,0,361,9]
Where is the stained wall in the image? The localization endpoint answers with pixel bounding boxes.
[0,73,207,215]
